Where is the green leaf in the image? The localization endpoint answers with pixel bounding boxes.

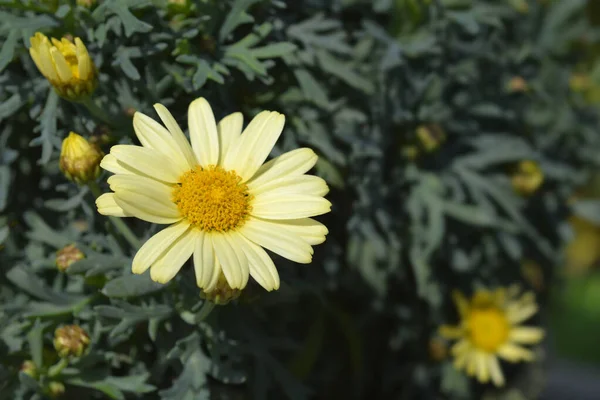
[67,254,128,277]
[7,267,83,304]
[29,90,59,165]
[218,0,262,41]
[92,0,153,37]
[101,274,166,298]
[0,29,17,72]
[26,319,44,368]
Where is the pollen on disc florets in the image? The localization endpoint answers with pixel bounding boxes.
[467,303,510,352]
[173,165,252,232]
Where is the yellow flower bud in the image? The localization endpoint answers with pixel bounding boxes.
[200,273,241,305]
[20,360,38,378]
[29,32,97,101]
[55,244,85,272]
[428,338,448,361]
[47,381,65,398]
[59,132,104,185]
[507,76,529,93]
[416,124,445,152]
[511,160,544,196]
[53,325,90,358]
[76,0,96,7]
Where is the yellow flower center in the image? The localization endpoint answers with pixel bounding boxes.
[467,307,510,352]
[172,165,251,232]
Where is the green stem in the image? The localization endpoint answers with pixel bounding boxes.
[47,358,69,378]
[80,96,115,127]
[88,182,142,249]
[195,301,216,322]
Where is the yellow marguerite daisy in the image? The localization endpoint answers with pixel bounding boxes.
[96,97,331,292]
[29,32,96,101]
[439,287,544,387]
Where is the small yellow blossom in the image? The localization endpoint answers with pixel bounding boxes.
[511,160,544,196]
[59,132,104,185]
[439,287,544,386]
[55,244,85,272]
[54,325,90,358]
[29,32,96,101]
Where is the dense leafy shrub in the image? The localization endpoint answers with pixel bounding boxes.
[1,0,599,399]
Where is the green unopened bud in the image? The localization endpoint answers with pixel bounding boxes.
[55,244,85,272]
[53,325,90,358]
[47,381,65,398]
[20,360,38,378]
[59,132,104,185]
[200,273,241,305]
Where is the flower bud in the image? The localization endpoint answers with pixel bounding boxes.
[507,76,529,93]
[416,124,445,153]
[29,32,97,101]
[511,160,544,196]
[53,325,90,358]
[20,360,38,378]
[200,273,241,305]
[55,244,85,272]
[428,338,448,361]
[47,381,65,398]
[77,0,96,7]
[59,132,104,185]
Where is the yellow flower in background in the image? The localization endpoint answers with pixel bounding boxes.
[29,32,96,101]
[59,132,104,184]
[439,287,544,387]
[511,160,544,196]
[96,97,331,292]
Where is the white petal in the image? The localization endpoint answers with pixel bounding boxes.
[239,217,313,264]
[210,232,249,289]
[247,148,318,188]
[132,221,191,274]
[150,229,195,284]
[217,112,243,164]
[100,154,136,176]
[188,97,219,167]
[108,174,174,207]
[249,175,329,198]
[133,112,191,172]
[223,111,285,182]
[240,235,280,291]
[110,176,179,219]
[110,145,182,183]
[193,230,221,290]
[96,193,130,217]
[257,218,328,245]
[251,194,332,220]
[114,193,181,225]
[153,103,197,168]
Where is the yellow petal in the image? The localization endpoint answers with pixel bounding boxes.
[50,47,73,82]
[188,97,219,168]
[509,327,544,344]
[497,343,534,362]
